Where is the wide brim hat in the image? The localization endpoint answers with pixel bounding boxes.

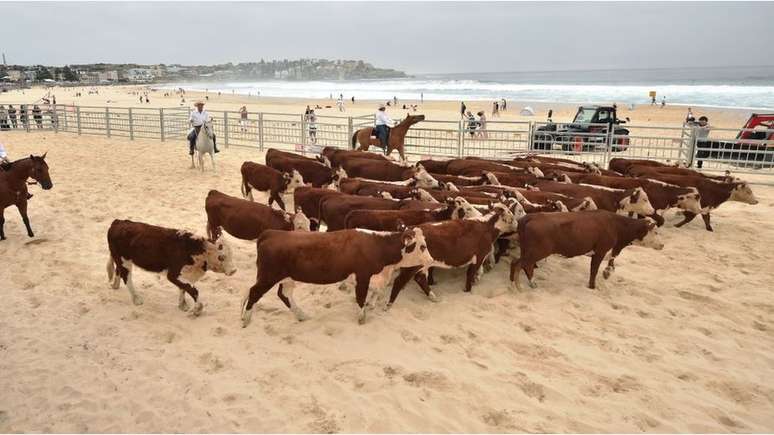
[194,100,205,106]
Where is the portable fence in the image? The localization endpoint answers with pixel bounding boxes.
[6,103,773,183]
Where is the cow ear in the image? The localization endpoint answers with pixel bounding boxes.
[396,219,406,232]
[283,172,291,180]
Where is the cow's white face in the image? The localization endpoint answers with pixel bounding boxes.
[553,200,569,212]
[413,188,438,203]
[502,198,526,219]
[399,228,434,267]
[620,187,655,216]
[453,197,482,219]
[633,219,664,250]
[676,191,702,214]
[292,211,311,231]
[492,207,519,234]
[527,166,545,178]
[206,237,237,276]
[576,197,597,211]
[444,182,460,192]
[484,171,500,185]
[413,166,440,189]
[730,183,758,205]
[333,167,348,184]
[287,170,305,190]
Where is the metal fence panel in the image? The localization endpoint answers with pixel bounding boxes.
[462,120,531,158]
[527,122,611,166]
[692,126,774,175]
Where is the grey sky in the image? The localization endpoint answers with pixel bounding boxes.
[1,2,772,74]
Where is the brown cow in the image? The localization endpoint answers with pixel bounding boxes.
[608,157,677,175]
[387,207,519,305]
[339,160,440,187]
[510,211,664,290]
[240,161,304,211]
[205,189,310,241]
[429,171,500,187]
[626,164,737,182]
[319,194,407,231]
[631,173,758,231]
[266,154,346,188]
[418,159,453,174]
[321,146,393,168]
[266,148,321,164]
[339,177,437,199]
[514,188,598,212]
[447,159,544,178]
[534,180,655,216]
[241,226,434,325]
[344,197,471,231]
[106,219,237,315]
[293,186,343,231]
[572,174,702,225]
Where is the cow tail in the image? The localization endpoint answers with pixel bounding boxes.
[241,173,249,199]
[106,254,115,282]
[351,131,358,149]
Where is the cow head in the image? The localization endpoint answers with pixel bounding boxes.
[676,188,702,214]
[205,236,237,276]
[412,164,441,189]
[317,155,332,167]
[500,197,527,219]
[329,166,348,190]
[291,209,311,231]
[283,170,305,191]
[379,191,395,200]
[443,181,460,192]
[619,187,655,216]
[551,200,569,212]
[486,205,519,234]
[525,184,540,191]
[632,218,664,250]
[526,166,545,178]
[451,196,482,219]
[730,182,758,205]
[398,227,434,268]
[575,197,598,211]
[412,188,438,203]
[583,162,603,175]
[483,171,500,186]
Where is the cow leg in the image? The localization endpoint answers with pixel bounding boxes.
[120,259,143,305]
[588,253,604,289]
[427,267,436,285]
[273,193,287,211]
[355,275,370,324]
[603,257,617,280]
[701,212,713,232]
[167,271,202,315]
[523,262,537,289]
[647,213,665,227]
[464,259,485,293]
[494,238,510,263]
[16,201,34,237]
[413,269,440,302]
[674,211,697,228]
[278,281,308,321]
[241,279,275,328]
[387,266,420,308]
[0,209,5,240]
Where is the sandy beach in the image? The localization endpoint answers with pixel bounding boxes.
[0,84,757,132]
[1,125,774,432]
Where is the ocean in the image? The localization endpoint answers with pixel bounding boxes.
[163,65,774,110]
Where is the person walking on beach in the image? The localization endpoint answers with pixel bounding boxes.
[501,98,507,111]
[139,95,143,104]
[239,106,248,133]
[8,105,17,129]
[32,105,43,129]
[187,101,219,156]
[337,96,345,112]
[651,95,656,105]
[460,101,467,119]
[351,96,355,104]
[492,101,500,117]
[421,92,424,103]
[374,104,393,151]
[307,109,318,144]
[52,95,56,105]
[694,116,712,169]
[661,96,666,108]
[393,96,398,106]
[466,111,478,138]
[685,107,695,123]
[477,111,488,139]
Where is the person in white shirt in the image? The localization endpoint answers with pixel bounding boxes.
[0,141,9,165]
[187,101,219,155]
[374,104,393,150]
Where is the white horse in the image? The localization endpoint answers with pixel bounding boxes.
[192,120,215,171]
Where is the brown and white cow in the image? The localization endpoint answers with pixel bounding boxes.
[429,171,500,187]
[293,186,343,231]
[534,180,655,216]
[510,210,664,290]
[106,219,237,315]
[319,194,409,231]
[387,206,520,306]
[240,161,304,211]
[446,159,544,178]
[241,226,434,325]
[320,146,394,168]
[205,189,310,241]
[267,154,346,188]
[344,197,479,231]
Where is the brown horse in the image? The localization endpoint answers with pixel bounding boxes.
[0,154,53,240]
[351,114,425,161]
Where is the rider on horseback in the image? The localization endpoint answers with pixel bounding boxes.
[374,104,393,151]
[188,101,219,155]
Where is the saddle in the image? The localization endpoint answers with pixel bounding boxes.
[370,126,391,146]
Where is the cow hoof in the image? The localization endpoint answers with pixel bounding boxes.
[483,264,493,273]
[603,269,611,280]
[178,300,190,311]
[192,302,204,316]
[706,227,714,232]
[528,280,537,289]
[240,299,253,328]
[509,281,520,292]
[132,294,144,306]
[295,311,309,322]
[357,308,366,324]
[27,232,35,238]
[110,280,120,290]
[428,291,440,303]
[384,303,392,311]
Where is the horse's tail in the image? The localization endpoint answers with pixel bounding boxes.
[351,131,358,149]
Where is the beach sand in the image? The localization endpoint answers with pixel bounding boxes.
[0,84,756,133]
[1,129,774,432]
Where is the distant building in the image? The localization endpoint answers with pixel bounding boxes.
[126,68,154,82]
[7,70,23,81]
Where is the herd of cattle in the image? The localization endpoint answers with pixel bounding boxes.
[106,146,759,326]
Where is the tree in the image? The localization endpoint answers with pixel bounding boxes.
[34,65,53,81]
[61,65,79,82]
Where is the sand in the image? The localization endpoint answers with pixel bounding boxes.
[1,128,774,433]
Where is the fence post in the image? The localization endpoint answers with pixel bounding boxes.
[223,111,229,148]
[687,126,698,168]
[128,108,134,140]
[347,116,353,149]
[76,106,82,135]
[457,121,464,157]
[300,115,307,155]
[62,105,69,131]
[52,107,59,133]
[159,108,165,142]
[105,107,111,138]
[258,112,264,151]
[527,122,534,151]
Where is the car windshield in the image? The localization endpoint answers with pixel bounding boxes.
[574,108,597,123]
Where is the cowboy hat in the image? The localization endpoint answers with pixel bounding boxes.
[194,100,205,106]
[378,104,386,110]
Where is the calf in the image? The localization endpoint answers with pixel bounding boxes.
[321,147,394,168]
[319,194,407,231]
[636,173,758,231]
[572,174,702,225]
[516,188,598,212]
[106,219,237,315]
[266,148,320,164]
[510,211,663,290]
[293,186,343,231]
[240,161,304,211]
[339,178,420,199]
[344,198,470,231]
[534,180,655,216]
[387,207,519,305]
[267,154,345,188]
[205,189,310,241]
[241,226,434,325]
[447,159,543,178]
[609,157,675,175]
[418,159,453,174]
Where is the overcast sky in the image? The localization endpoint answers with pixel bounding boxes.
[1,2,773,74]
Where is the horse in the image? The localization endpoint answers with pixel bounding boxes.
[192,120,215,172]
[0,154,53,240]
[351,114,425,162]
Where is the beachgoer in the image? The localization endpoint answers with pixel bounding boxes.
[661,97,666,108]
[139,96,143,103]
[460,101,467,119]
[477,111,488,139]
[686,107,695,123]
[0,141,10,166]
[52,95,56,105]
[145,95,150,103]
[492,101,499,117]
[337,97,344,112]
[466,111,478,137]
[8,105,17,129]
[351,96,355,104]
[651,95,656,105]
[375,104,393,151]
[308,110,318,144]
[187,101,219,155]
[239,106,248,132]
[393,96,398,106]
[421,92,424,103]
[32,105,43,129]
[501,98,507,111]
[694,116,712,168]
